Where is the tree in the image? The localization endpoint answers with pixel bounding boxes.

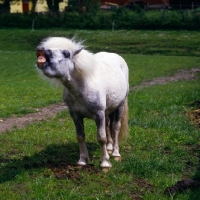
[30,0,37,13]
[46,0,62,13]
[0,0,12,12]
[67,0,99,12]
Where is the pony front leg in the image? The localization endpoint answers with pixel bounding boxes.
[73,117,90,166]
[77,135,90,166]
[96,111,112,171]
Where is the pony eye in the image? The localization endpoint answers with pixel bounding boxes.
[63,50,70,58]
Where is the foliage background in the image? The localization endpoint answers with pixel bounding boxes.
[1,8,200,30]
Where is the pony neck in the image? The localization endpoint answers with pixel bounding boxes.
[72,50,96,79]
[61,51,96,90]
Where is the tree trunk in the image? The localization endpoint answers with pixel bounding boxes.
[31,0,38,13]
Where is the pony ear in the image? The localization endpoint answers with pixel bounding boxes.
[73,47,83,56]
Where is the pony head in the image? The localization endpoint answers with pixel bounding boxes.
[36,37,84,79]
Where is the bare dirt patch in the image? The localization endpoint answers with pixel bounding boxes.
[51,164,101,181]
[188,110,200,127]
[0,103,67,133]
[1,68,200,198]
[130,68,200,90]
[1,68,200,134]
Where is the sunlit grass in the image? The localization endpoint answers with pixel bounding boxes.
[1,29,200,56]
[1,29,200,199]
[0,51,62,118]
[125,54,200,86]
[1,51,200,118]
[1,79,200,199]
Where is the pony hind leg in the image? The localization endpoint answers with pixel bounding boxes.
[111,103,125,161]
[106,116,113,155]
[72,115,90,166]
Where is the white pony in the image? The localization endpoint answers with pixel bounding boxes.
[36,37,129,171]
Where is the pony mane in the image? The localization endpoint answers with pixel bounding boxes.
[40,36,82,51]
[73,49,96,78]
[41,37,96,78]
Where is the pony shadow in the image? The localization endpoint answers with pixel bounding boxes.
[164,144,200,197]
[188,145,200,199]
[0,142,98,183]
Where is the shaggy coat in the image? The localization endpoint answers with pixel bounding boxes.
[36,37,129,170]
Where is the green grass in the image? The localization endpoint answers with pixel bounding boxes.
[1,29,200,97]
[0,51,62,118]
[1,29,200,56]
[0,29,200,199]
[125,54,200,86]
[1,52,200,118]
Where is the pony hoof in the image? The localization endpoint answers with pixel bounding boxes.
[114,156,121,162]
[102,167,111,173]
[77,161,87,166]
[107,150,113,155]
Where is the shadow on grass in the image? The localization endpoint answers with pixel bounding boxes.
[189,145,200,199]
[0,142,99,183]
[164,144,200,198]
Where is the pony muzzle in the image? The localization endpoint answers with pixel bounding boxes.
[36,47,46,68]
[37,56,46,68]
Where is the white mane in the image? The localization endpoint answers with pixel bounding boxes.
[41,37,96,77]
[41,37,82,51]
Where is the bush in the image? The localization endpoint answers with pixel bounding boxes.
[0,9,200,30]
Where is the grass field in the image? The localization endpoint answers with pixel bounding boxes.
[0,29,200,199]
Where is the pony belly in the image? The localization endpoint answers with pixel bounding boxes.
[73,105,97,119]
[105,102,122,115]
[105,96,126,115]
[64,94,102,120]
[105,82,128,110]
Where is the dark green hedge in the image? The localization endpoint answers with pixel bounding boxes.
[1,8,200,30]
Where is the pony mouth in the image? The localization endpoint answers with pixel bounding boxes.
[36,48,46,68]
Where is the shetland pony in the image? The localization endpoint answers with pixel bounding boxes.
[36,37,129,171]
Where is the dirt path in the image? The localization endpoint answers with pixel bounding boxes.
[130,68,200,90]
[1,68,200,133]
[0,103,67,133]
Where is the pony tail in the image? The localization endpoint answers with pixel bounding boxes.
[119,97,129,141]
